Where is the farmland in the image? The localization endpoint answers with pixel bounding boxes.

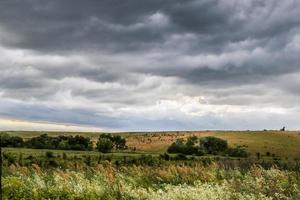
[1,130,300,199]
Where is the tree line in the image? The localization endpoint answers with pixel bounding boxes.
[1,133,247,157]
[1,133,127,152]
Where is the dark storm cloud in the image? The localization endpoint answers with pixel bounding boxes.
[1,0,300,130]
[1,0,298,54]
[0,0,173,52]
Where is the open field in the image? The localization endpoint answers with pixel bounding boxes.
[2,147,160,160]
[2,130,300,199]
[5,130,300,159]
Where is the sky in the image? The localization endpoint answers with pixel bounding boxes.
[0,0,300,131]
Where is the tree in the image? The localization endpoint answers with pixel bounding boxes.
[226,146,248,157]
[0,133,24,147]
[98,134,127,150]
[186,136,198,146]
[167,137,204,155]
[25,134,93,150]
[58,140,70,150]
[96,138,113,153]
[111,135,126,149]
[167,138,185,153]
[200,137,228,154]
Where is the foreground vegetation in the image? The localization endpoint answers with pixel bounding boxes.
[2,162,300,200]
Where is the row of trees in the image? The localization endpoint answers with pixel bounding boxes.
[1,133,24,147]
[1,133,127,152]
[1,133,93,151]
[167,136,248,157]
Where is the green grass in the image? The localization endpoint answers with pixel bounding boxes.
[2,147,160,160]
[211,131,300,159]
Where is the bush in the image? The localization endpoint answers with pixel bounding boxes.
[200,137,228,154]
[0,133,24,147]
[99,134,127,150]
[45,151,54,158]
[96,138,114,153]
[167,138,204,156]
[226,146,248,157]
[167,138,185,154]
[160,153,171,161]
[137,155,159,166]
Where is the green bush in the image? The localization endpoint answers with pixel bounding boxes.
[96,138,114,153]
[99,134,127,150]
[0,133,24,147]
[160,153,171,161]
[167,136,227,156]
[167,138,204,155]
[225,146,248,157]
[200,137,228,154]
[45,151,54,158]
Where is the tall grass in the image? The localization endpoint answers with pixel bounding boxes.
[2,163,300,200]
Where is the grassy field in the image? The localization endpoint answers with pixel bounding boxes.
[2,130,300,199]
[2,163,300,200]
[5,130,300,159]
[2,147,160,159]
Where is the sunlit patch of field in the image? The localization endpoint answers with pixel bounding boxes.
[118,131,300,159]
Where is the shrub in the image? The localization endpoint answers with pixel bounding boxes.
[99,134,127,150]
[167,138,186,154]
[200,137,228,154]
[96,138,114,153]
[226,146,248,157]
[167,136,227,156]
[160,153,171,161]
[137,155,159,166]
[167,138,204,156]
[45,151,54,158]
[0,133,24,147]
[174,153,188,160]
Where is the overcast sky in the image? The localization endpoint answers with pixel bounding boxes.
[0,0,300,131]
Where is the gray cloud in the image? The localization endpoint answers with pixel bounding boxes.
[0,0,300,130]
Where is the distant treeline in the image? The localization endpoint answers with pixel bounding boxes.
[1,132,247,157]
[0,133,127,152]
[167,136,248,157]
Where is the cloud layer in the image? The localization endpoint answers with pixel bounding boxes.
[1,0,300,131]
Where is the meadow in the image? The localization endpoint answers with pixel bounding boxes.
[1,130,300,199]
[5,130,300,158]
